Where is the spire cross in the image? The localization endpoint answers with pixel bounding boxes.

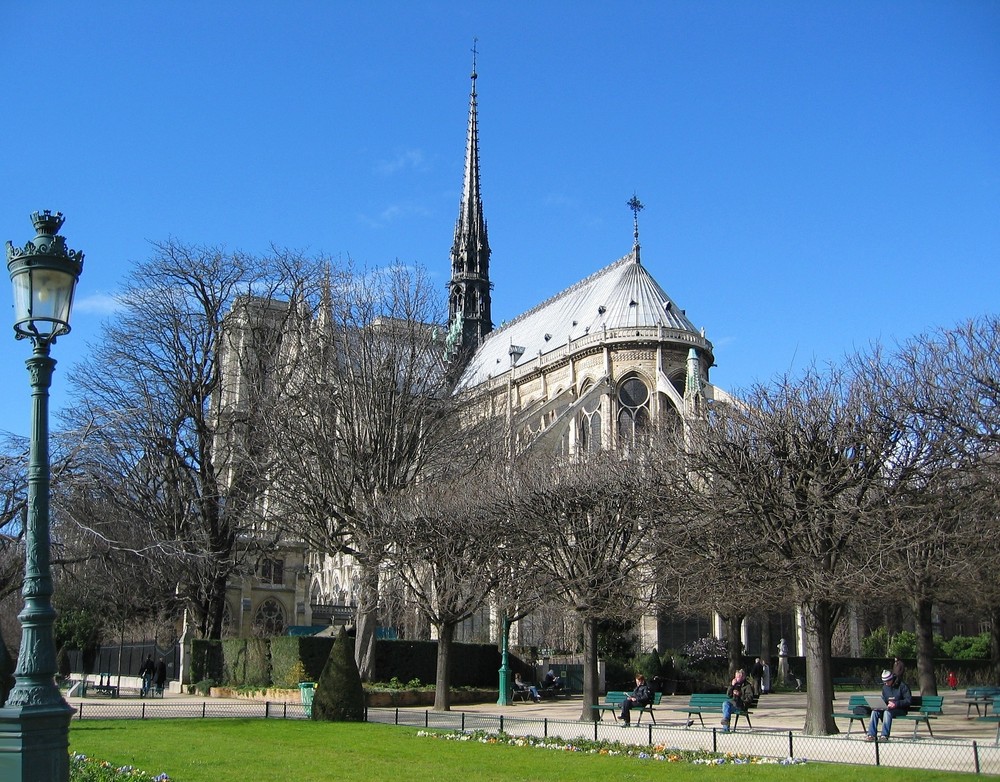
[471,38,478,80]
[627,193,644,244]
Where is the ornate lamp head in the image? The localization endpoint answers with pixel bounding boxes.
[6,210,85,345]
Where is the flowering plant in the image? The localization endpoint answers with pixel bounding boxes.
[69,753,170,782]
[416,730,806,767]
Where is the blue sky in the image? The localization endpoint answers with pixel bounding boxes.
[1,1,997,438]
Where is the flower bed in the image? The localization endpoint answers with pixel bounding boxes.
[416,730,808,767]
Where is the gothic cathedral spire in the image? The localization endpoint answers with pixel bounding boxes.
[448,41,492,358]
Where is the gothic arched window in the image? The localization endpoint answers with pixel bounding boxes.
[617,375,650,443]
[252,598,286,637]
[579,390,602,453]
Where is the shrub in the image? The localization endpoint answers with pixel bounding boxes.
[312,626,366,721]
[941,633,991,660]
[680,636,727,667]
[861,627,889,658]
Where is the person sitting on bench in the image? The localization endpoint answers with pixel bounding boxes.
[721,669,751,733]
[866,669,912,741]
[620,673,652,726]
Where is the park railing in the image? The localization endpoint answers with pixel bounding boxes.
[69,700,1000,776]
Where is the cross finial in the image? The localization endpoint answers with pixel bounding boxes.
[627,193,644,245]
[471,38,478,80]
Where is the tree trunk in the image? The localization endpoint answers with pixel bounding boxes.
[353,561,380,682]
[990,604,1000,685]
[580,615,600,721]
[760,613,772,663]
[206,573,228,640]
[723,614,744,676]
[801,599,839,735]
[433,621,454,711]
[912,595,937,695]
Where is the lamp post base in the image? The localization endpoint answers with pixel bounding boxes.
[0,702,75,782]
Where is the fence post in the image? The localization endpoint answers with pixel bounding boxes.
[395,707,399,725]
[544,718,548,739]
[788,730,793,758]
[461,713,465,732]
[141,703,146,720]
[202,701,207,719]
[712,728,717,753]
[647,724,652,745]
[973,741,980,775]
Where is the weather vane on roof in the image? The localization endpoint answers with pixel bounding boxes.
[627,193,644,247]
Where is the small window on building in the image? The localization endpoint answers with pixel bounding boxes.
[260,558,284,586]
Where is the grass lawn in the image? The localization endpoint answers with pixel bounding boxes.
[69,719,973,782]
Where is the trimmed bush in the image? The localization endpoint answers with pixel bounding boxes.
[312,626,366,721]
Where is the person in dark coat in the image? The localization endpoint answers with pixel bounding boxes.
[867,669,912,740]
[153,657,168,694]
[619,673,652,726]
[138,655,155,697]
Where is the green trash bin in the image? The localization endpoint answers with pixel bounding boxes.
[299,682,316,718]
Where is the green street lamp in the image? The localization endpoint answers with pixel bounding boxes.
[0,211,83,782]
[497,616,511,706]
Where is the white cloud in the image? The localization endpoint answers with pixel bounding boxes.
[375,149,428,176]
[73,292,122,315]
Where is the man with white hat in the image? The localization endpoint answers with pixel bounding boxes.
[866,668,913,740]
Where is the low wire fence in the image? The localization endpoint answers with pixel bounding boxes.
[69,700,1000,776]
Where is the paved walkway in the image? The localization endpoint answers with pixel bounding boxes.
[445,690,1000,743]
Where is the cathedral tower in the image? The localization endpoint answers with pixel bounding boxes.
[447,46,493,357]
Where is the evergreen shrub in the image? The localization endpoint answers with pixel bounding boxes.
[312,626,366,721]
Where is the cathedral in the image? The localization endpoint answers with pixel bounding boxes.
[223,60,733,654]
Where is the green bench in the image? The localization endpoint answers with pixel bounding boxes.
[893,694,944,737]
[833,676,863,689]
[962,687,1000,718]
[591,691,662,724]
[976,698,1000,743]
[831,694,870,735]
[832,694,943,738]
[670,693,753,730]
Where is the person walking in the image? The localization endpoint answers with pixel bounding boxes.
[138,655,155,698]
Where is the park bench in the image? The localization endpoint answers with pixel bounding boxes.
[511,685,537,703]
[91,673,119,698]
[976,698,1000,743]
[962,687,1000,718]
[591,691,663,724]
[832,676,863,689]
[670,693,753,730]
[893,694,944,737]
[830,694,871,735]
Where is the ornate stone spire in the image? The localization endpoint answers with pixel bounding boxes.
[448,40,492,357]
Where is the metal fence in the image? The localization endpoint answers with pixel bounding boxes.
[69,700,1000,776]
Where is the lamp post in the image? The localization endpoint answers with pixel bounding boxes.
[0,211,83,782]
[496,615,511,706]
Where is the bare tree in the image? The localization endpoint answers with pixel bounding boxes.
[386,472,507,710]
[649,428,791,677]
[851,341,984,696]
[682,367,890,734]
[269,262,465,680]
[889,316,1000,681]
[63,240,320,639]
[500,447,661,721]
